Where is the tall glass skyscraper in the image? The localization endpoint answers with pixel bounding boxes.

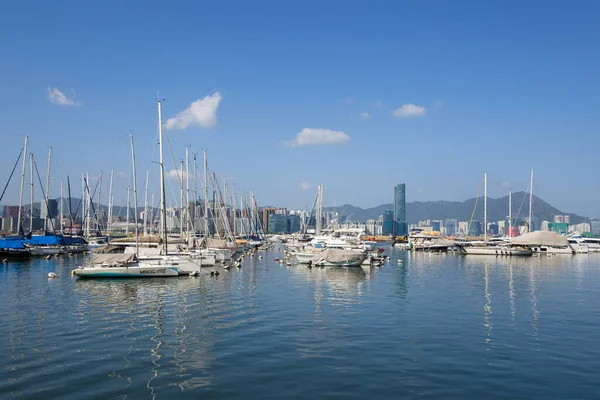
[394,183,407,236]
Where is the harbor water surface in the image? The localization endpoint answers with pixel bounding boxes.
[1,247,599,399]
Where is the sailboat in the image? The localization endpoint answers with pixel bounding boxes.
[73,101,188,278]
[460,172,532,256]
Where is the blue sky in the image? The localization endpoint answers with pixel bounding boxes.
[1,1,599,217]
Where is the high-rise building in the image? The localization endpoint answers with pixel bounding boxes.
[393,183,407,236]
[382,210,394,235]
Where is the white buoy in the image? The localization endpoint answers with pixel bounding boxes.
[48,272,57,279]
[190,270,200,277]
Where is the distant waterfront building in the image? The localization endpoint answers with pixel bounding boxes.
[393,183,407,236]
[431,220,441,232]
[548,222,569,235]
[468,221,481,236]
[591,220,600,236]
[3,205,19,218]
[382,210,394,235]
[444,219,457,236]
[541,220,550,231]
[488,222,499,236]
[569,222,590,233]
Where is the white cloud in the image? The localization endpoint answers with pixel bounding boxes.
[165,92,221,130]
[393,104,426,118]
[360,112,370,119]
[284,128,350,148]
[47,87,82,106]
[166,169,187,181]
[299,182,312,191]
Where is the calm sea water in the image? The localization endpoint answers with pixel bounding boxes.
[1,247,599,399]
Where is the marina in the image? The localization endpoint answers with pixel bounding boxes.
[2,247,600,399]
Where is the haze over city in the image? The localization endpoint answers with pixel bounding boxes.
[1,1,599,217]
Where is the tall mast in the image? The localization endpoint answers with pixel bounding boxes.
[528,170,534,232]
[185,147,191,240]
[60,181,64,235]
[508,189,512,237]
[204,149,209,237]
[97,171,102,233]
[484,172,487,242]
[158,99,168,254]
[126,186,130,235]
[16,136,28,235]
[86,171,90,237]
[44,146,52,231]
[130,135,140,256]
[108,168,114,234]
[316,184,323,236]
[150,193,155,234]
[29,152,34,233]
[81,172,85,230]
[179,159,184,239]
[193,153,199,234]
[143,170,149,237]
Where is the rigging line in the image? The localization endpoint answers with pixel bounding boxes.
[0,148,23,204]
[467,175,484,238]
[163,128,195,225]
[83,177,102,232]
[33,159,55,232]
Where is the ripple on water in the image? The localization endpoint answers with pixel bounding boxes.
[2,249,600,399]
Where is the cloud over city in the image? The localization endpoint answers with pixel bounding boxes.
[285,128,350,148]
[393,104,426,118]
[47,87,82,107]
[166,92,221,130]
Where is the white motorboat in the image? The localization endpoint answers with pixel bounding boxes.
[309,248,367,267]
[460,243,532,256]
[72,254,180,278]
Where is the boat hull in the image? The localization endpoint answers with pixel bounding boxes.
[462,247,532,256]
[73,264,180,278]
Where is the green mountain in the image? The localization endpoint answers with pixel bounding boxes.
[324,191,588,224]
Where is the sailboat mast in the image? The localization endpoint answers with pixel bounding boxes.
[185,147,191,241]
[29,152,34,233]
[97,171,102,233]
[484,172,487,242]
[158,100,168,254]
[508,189,512,237]
[130,135,139,256]
[143,170,149,237]
[16,136,28,235]
[180,160,184,239]
[126,186,130,235]
[60,181,64,235]
[204,149,209,237]
[528,170,534,232]
[44,146,52,231]
[86,171,90,237]
[108,169,114,234]
[193,153,198,233]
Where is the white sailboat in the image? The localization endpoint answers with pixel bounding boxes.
[461,172,532,256]
[73,100,189,278]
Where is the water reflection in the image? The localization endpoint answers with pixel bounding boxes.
[73,277,215,395]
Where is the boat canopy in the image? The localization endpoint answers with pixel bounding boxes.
[511,231,569,246]
[310,248,365,263]
[91,253,137,265]
[0,239,26,249]
[205,238,232,249]
[24,235,60,246]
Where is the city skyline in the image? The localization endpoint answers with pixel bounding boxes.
[1,2,599,216]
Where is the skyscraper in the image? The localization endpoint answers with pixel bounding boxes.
[394,183,407,236]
